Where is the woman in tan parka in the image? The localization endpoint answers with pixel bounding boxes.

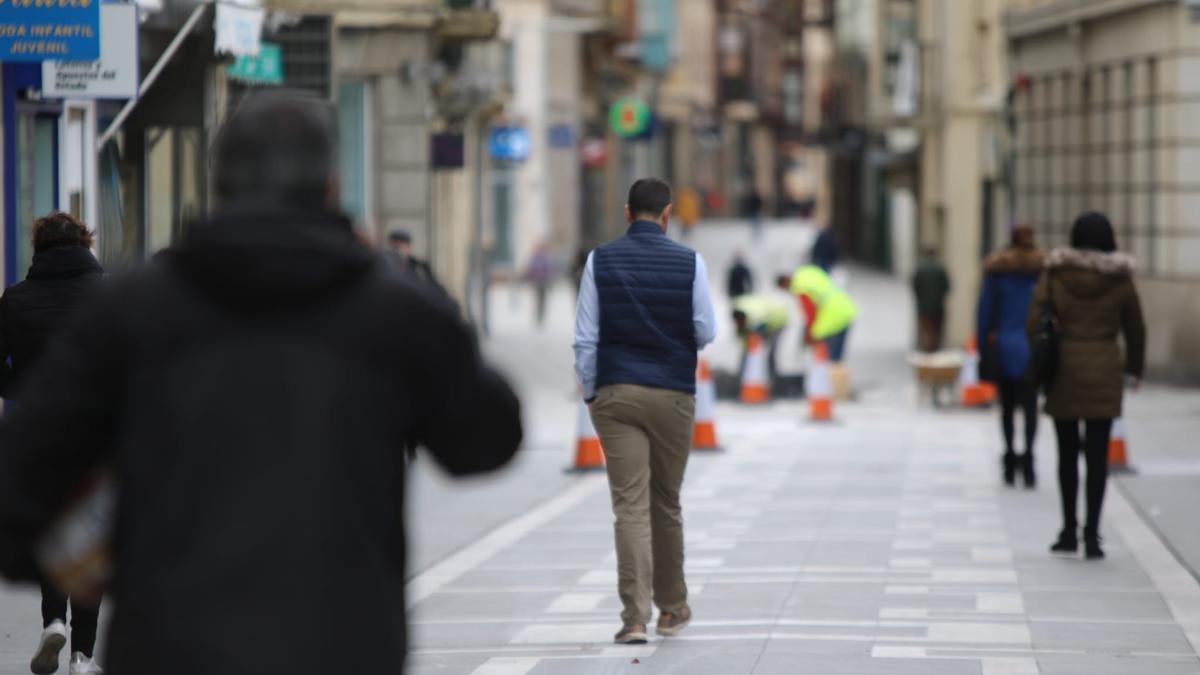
[1027,212,1146,560]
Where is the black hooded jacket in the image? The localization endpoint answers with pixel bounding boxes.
[0,204,523,675]
[0,245,104,398]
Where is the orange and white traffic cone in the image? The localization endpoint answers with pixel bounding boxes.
[808,342,834,422]
[740,332,771,405]
[959,335,994,407]
[1109,417,1133,473]
[693,359,721,451]
[569,398,605,472]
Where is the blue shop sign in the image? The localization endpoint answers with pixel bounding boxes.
[489,126,530,162]
[0,0,101,62]
[548,124,575,149]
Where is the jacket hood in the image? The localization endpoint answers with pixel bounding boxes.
[1046,247,1136,275]
[170,201,375,311]
[983,245,1043,275]
[1045,247,1135,299]
[26,245,104,281]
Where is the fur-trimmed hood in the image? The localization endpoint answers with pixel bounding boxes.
[983,245,1044,275]
[1046,247,1136,276]
[1045,247,1137,300]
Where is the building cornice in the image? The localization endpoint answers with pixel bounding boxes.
[1006,0,1174,40]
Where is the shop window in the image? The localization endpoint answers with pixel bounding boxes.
[15,108,58,278]
[338,80,371,227]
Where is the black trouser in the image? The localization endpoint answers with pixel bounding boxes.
[1053,418,1113,536]
[41,581,99,657]
[998,378,1038,457]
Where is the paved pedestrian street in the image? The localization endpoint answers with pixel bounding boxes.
[405,399,1200,675]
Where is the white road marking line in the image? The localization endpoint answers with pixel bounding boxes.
[509,623,620,645]
[1109,485,1200,656]
[406,476,609,609]
[980,657,1040,674]
[971,546,1014,564]
[890,557,933,568]
[546,593,606,614]
[925,622,1031,645]
[470,657,541,675]
[976,592,1024,614]
[885,584,931,594]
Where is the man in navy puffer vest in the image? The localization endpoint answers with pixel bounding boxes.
[574,178,718,644]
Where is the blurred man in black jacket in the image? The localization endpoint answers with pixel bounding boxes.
[0,90,523,675]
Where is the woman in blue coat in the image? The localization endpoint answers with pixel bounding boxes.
[978,225,1044,488]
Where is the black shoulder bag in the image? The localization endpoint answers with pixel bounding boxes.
[1029,271,1059,392]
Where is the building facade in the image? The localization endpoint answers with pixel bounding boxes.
[917,0,1009,346]
[1007,0,1200,381]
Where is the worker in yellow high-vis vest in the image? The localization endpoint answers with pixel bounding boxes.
[776,265,857,364]
[732,294,792,382]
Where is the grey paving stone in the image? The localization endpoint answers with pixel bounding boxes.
[1024,589,1173,621]
[1030,620,1194,654]
[752,654,982,674]
[1035,652,1200,675]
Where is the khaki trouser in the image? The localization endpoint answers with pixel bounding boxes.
[589,384,695,625]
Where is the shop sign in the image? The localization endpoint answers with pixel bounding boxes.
[608,97,652,139]
[214,2,264,58]
[227,41,281,85]
[431,132,465,169]
[580,137,607,169]
[43,4,137,98]
[547,124,575,149]
[489,125,530,162]
[0,0,100,62]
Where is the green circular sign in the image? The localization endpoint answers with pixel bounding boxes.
[609,98,652,139]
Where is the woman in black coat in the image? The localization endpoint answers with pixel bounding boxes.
[0,211,105,674]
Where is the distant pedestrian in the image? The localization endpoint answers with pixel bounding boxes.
[778,265,857,363]
[744,186,764,240]
[0,90,523,675]
[732,294,790,382]
[977,225,1043,487]
[1029,212,1145,560]
[676,186,702,238]
[810,225,840,273]
[726,252,754,299]
[524,243,558,327]
[574,178,717,644]
[0,211,105,675]
[912,248,951,352]
[386,229,439,287]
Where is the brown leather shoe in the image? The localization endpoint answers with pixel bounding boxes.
[614,623,648,644]
[656,605,692,636]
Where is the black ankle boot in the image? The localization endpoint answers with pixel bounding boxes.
[1084,530,1104,560]
[1051,528,1078,554]
[1020,454,1036,489]
[1002,453,1017,486]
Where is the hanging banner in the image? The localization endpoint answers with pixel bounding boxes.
[43,4,138,98]
[214,2,264,58]
[0,0,101,62]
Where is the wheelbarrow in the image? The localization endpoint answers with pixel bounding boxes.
[907,351,964,409]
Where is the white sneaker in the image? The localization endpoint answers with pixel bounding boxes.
[30,620,68,674]
[68,652,102,675]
